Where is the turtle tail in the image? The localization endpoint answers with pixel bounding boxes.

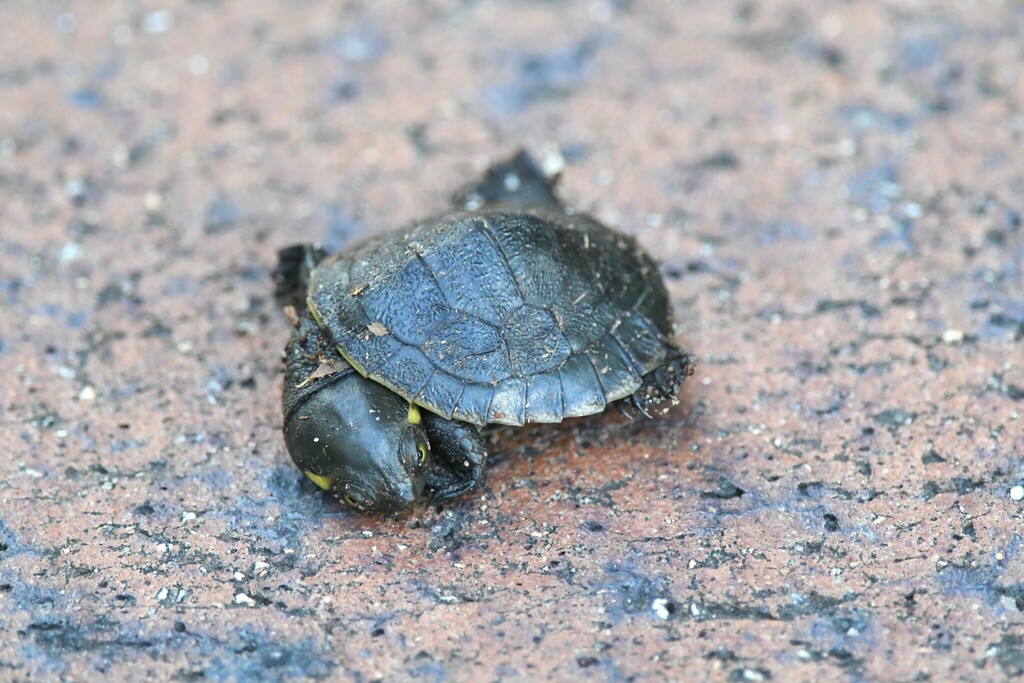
[452,150,561,210]
[273,243,327,311]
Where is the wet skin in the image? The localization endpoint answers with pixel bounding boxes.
[284,373,429,512]
[283,370,487,513]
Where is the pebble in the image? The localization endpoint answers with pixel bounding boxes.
[234,593,256,607]
[942,329,965,344]
[78,385,96,401]
[60,242,81,263]
[1010,486,1024,501]
[63,179,88,203]
[144,191,164,212]
[903,202,923,218]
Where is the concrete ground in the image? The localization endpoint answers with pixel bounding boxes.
[1,1,1022,681]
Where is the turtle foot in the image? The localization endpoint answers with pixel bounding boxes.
[452,150,561,210]
[623,346,696,419]
[273,243,327,310]
[421,412,489,505]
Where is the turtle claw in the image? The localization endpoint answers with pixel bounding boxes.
[427,462,485,506]
[618,399,652,420]
[623,346,695,419]
[630,397,655,420]
[421,411,489,506]
[428,465,484,506]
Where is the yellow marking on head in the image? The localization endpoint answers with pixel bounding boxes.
[407,402,422,425]
[304,471,334,491]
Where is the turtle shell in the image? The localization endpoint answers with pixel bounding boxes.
[306,209,673,426]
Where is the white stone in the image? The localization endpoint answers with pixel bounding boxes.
[942,328,965,344]
[234,593,256,607]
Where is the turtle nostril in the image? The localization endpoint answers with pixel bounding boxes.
[394,479,424,507]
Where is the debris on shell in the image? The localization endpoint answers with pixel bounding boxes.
[367,321,389,336]
[297,357,351,387]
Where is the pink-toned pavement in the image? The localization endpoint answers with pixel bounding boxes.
[1,1,1022,681]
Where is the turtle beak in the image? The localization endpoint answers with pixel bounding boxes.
[386,475,426,512]
[406,475,427,505]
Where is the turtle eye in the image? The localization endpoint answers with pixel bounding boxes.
[339,483,374,510]
[399,427,427,473]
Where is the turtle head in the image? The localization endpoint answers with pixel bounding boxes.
[284,373,430,513]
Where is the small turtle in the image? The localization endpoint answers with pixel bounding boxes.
[274,152,694,513]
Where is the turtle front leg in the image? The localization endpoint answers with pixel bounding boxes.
[421,412,488,505]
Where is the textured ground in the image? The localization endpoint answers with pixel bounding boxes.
[1,1,1023,681]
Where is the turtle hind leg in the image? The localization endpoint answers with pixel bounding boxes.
[273,243,328,310]
[420,411,489,505]
[621,345,696,419]
[452,150,561,210]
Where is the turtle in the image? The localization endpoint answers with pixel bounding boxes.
[273,151,695,513]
